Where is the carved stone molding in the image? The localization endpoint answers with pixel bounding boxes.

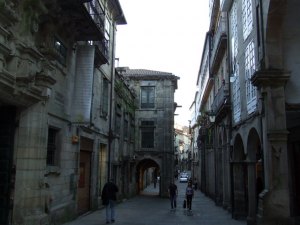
[251,69,290,88]
[267,130,289,143]
[0,1,18,28]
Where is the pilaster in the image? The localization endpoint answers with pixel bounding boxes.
[252,69,292,224]
[13,103,49,225]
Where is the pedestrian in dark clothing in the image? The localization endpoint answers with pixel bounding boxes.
[168,181,178,211]
[185,181,194,211]
[101,179,119,224]
[153,177,157,188]
[193,178,198,190]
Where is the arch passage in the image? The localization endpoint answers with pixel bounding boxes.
[232,134,247,219]
[136,158,160,195]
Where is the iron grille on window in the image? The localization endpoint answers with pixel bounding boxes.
[141,121,155,148]
[47,128,57,166]
[141,86,155,108]
[54,38,67,65]
[101,78,109,117]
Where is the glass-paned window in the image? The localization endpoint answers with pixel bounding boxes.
[141,86,155,108]
[115,104,121,135]
[54,38,67,65]
[245,41,256,113]
[105,16,110,48]
[130,114,135,141]
[230,1,238,64]
[101,77,109,117]
[141,121,155,148]
[47,127,60,166]
[242,0,253,40]
[232,63,241,123]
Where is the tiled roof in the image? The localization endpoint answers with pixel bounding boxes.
[117,67,179,78]
[122,68,174,77]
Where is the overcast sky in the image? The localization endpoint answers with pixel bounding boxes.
[116,0,209,126]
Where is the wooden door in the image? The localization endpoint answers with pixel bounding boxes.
[77,151,91,215]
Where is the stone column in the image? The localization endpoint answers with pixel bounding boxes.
[13,102,48,225]
[247,161,257,225]
[223,142,231,210]
[252,70,292,225]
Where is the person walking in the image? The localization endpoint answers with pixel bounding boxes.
[168,181,178,211]
[101,179,119,224]
[193,178,198,190]
[185,181,194,211]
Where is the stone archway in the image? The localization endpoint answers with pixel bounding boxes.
[136,158,160,196]
[246,128,263,225]
[232,134,248,219]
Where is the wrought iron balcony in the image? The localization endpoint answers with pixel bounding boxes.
[210,14,227,74]
[211,83,230,116]
[43,0,105,41]
[209,0,220,31]
[94,40,109,66]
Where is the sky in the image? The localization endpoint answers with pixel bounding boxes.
[115,0,209,126]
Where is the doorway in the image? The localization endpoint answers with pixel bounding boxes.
[77,137,93,215]
[0,106,16,225]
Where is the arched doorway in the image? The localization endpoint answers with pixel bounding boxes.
[215,128,224,206]
[136,158,160,196]
[247,128,263,224]
[231,134,248,219]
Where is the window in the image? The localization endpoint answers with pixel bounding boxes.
[232,63,241,123]
[101,77,109,118]
[115,104,121,135]
[141,121,155,148]
[130,115,135,142]
[230,1,238,64]
[141,86,155,108]
[54,38,67,65]
[124,114,128,139]
[245,41,256,113]
[47,127,60,166]
[105,16,110,51]
[242,0,253,40]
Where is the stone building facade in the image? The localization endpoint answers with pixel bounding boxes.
[117,67,179,197]
[192,0,300,224]
[0,0,127,224]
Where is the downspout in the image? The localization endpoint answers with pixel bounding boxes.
[258,0,266,200]
[107,22,116,182]
[224,8,234,217]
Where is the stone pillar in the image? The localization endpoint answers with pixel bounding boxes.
[252,70,292,225]
[247,161,257,225]
[13,103,48,225]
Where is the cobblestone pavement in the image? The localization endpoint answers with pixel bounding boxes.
[63,180,246,225]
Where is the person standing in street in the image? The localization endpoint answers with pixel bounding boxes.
[185,181,194,211]
[168,181,178,211]
[101,179,119,224]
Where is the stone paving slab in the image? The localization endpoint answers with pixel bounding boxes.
[63,181,246,225]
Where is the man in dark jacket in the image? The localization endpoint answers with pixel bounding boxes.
[101,179,119,224]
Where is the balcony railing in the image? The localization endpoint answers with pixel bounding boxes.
[49,0,106,41]
[210,14,227,74]
[94,40,109,66]
[84,0,105,34]
[209,0,220,30]
[212,83,229,114]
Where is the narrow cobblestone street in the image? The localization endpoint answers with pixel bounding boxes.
[63,180,246,225]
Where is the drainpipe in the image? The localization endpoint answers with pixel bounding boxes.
[224,8,234,217]
[107,22,117,182]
